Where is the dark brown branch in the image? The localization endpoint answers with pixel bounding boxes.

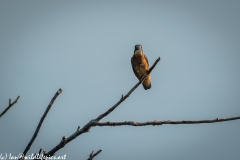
[95,56,160,121]
[87,150,102,160]
[0,96,20,118]
[91,116,240,126]
[20,88,63,160]
[44,57,161,157]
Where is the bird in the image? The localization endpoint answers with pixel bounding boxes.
[131,44,151,90]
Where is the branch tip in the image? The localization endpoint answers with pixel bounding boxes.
[58,88,63,94]
[16,95,20,101]
[88,149,102,160]
[38,148,42,154]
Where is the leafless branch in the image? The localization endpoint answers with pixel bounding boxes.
[38,148,42,155]
[33,148,42,160]
[87,150,102,160]
[91,116,240,127]
[44,57,161,157]
[0,96,20,118]
[95,57,161,122]
[20,88,63,160]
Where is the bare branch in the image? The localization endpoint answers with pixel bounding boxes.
[0,96,20,118]
[33,148,42,160]
[95,57,161,121]
[44,57,161,157]
[92,116,240,126]
[20,88,63,160]
[38,148,42,155]
[87,150,102,160]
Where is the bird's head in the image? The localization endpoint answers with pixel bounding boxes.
[134,44,143,54]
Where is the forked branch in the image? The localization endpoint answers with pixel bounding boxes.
[0,96,20,118]
[44,57,161,157]
[87,150,102,160]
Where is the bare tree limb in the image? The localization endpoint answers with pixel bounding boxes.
[44,57,161,157]
[95,57,161,122]
[87,150,102,160]
[20,88,63,160]
[91,116,240,126]
[0,96,20,118]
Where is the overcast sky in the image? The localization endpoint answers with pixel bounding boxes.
[0,1,240,160]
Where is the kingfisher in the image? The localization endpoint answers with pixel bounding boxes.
[131,44,151,90]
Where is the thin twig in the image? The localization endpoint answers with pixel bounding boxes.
[0,96,20,118]
[44,57,161,157]
[87,150,102,160]
[92,116,240,126]
[33,148,42,160]
[20,88,63,160]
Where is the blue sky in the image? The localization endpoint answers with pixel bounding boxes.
[0,1,240,160]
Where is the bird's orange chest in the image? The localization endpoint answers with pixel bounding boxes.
[132,53,147,67]
[132,53,148,77]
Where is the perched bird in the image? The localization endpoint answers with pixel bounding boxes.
[131,44,151,90]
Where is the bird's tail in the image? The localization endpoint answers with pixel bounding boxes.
[142,76,151,90]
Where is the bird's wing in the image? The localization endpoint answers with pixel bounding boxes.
[143,53,149,67]
[131,56,138,76]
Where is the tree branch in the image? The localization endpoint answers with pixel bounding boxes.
[20,88,63,160]
[95,57,161,122]
[44,57,161,157]
[87,150,102,160]
[91,116,240,126]
[0,96,20,118]
[33,148,42,160]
